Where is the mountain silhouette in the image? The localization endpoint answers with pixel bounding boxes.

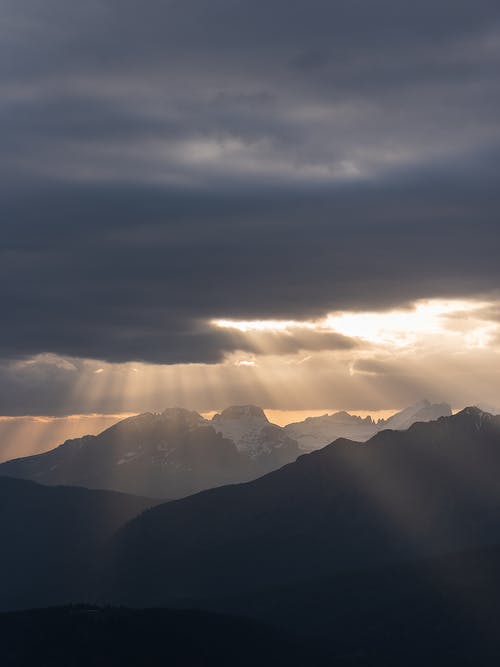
[207,541,500,665]
[0,476,159,611]
[103,407,500,606]
[0,606,316,667]
[0,406,302,498]
[0,401,453,499]
[211,404,299,469]
[284,399,452,451]
[382,399,452,431]
[0,409,255,498]
[4,405,500,664]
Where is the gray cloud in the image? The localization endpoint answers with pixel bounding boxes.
[1,0,500,367]
[2,178,499,363]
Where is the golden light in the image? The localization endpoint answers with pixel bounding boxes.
[2,298,500,463]
[212,318,315,333]
[212,298,495,349]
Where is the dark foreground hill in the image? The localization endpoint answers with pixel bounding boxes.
[104,407,500,605]
[207,542,500,664]
[0,606,315,667]
[5,543,500,666]
[0,477,160,611]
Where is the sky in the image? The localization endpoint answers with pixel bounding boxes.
[1,1,500,457]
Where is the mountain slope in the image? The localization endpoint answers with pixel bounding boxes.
[382,399,452,431]
[0,476,160,611]
[0,406,301,498]
[284,399,452,451]
[211,405,299,470]
[104,407,500,606]
[0,409,254,498]
[0,401,453,499]
[284,410,378,451]
[207,542,500,665]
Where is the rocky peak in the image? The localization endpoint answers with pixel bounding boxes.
[215,405,269,422]
[159,407,206,429]
[454,406,494,430]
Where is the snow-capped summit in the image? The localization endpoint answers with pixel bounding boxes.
[211,405,298,465]
[159,407,207,430]
[284,412,378,452]
[381,400,452,432]
[284,400,454,452]
[216,404,269,422]
[0,409,251,499]
[0,399,460,500]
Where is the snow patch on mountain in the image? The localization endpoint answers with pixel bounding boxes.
[285,412,378,452]
[284,400,453,452]
[382,400,452,431]
[211,405,298,462]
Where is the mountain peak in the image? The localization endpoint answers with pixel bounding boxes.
[215,405,269,422]
[159,407,205,427]
[210,405,298,463]
[161,406,203,418]
[383,400,452,431]
[397,405,497,438]
[411,398,432,409]
[454,405,494,428]
[459,405,489,416]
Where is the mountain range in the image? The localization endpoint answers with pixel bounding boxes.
[0,476,160,611]
[0,400,451,498]
[284,399,452,451]
[3,407,500,663]
[102,407,500,606]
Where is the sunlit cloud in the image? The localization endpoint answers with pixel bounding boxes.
[234,359,257,367]
[213,319,315,333]
[324,299,494,348]
[16,354,78,372]
[213,298,497,349]
[1,297,500,464]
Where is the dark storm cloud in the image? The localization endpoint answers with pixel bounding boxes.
[1,0,500,365]
[2,177,499,364]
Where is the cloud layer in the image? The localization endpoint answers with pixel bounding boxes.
[0,298,499,417]
[1,1,500,381]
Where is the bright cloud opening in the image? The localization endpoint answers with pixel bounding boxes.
[212,299,496,349]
